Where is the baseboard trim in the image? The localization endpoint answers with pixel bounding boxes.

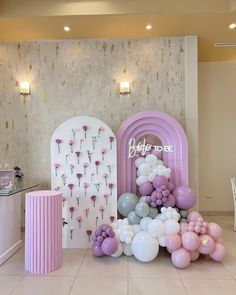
[0,240,23,265]
[200,211,234,216]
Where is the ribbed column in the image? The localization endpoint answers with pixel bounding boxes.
[25,190,62,274]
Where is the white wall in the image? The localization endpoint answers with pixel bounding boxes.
[199,61,236,212]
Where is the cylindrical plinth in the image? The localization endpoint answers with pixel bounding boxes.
[25,190,62,273]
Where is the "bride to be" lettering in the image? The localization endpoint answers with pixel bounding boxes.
[128,138,174,158]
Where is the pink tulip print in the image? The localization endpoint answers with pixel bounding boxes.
[91,173,95,183]
[91,195,97,207]
[109,136,114,150]
[55,139,62,154]
[83,182,89,196]
[69,206,75,219]
[75,151,80,164]
[70,227,74,240]
[110,216,115,223]
[104,194,109,205]
[70,164,74,174]
[87,150,93,163]
[76,196,80,206]
[96,216,99,227]
[61,173,67,186]
[100,205,105,219]
[65,154,69,164]
[62,196,66,207]
[86,230,92,243]
[108,183,114,195]
[68,140,74,153]
[54,163,60,176]
[68,183,74,197]
[101,148,106,161]
[76,173,82,186]
[92,136,97,150]
[83,162,88,174]
[85,208,89,218]
[72,128,78,140]
[80,138,83,149]
[77,216,82,228]
[83,125,88,138]
[103,173,108,186]
[98,127,104,138]
[94,182,100,193]
[95,160,100,174]
[107,164,112,175]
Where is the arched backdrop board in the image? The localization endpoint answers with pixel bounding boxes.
[51,116,117,248]
[116,111,188,196]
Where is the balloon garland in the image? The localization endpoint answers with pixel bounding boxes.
[91,154,226,268]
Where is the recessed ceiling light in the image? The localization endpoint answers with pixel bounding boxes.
[64,26,70,32]
[146,24,152,30]
[229,23,236,29]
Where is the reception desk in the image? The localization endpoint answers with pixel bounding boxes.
[0,184,38,265]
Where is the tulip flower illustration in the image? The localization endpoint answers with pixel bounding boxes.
[91,195,97,207]
[65,153,69,164]
[87,150,93,163]
[80,138,84,149]
[55,139,62,154]
[109,136,114,150]
[62,196,66,207]
[61,173,67,186]
[107,164,112,175]
[86,230,92,243]
[101,148,106,161]
[76,196,80,206]
[69,206,75,219]
[76,173,82,186]
[70,164,74,174]
[72,128,79,140]
[104,194,109,205]
[92,136,97,150]
[98,127,104,138]
[75,151,81,164]
[83,182,89,196]
[108,183,114,195]
[68,140,74,153]
[110,216,115,223]
[94,181,101,193]
[103,173,108,186]
[91,172,95,183]
[83,162,88,174]
[68,183,74,197]
[96,216,99,227]
[83,125,88,138]
[70,227,74,240]
[54,163,60,176]
[85,208,89,218]
[62,218,68,227]
[77,216,82,228]
[95,160,100,174]
[100,205,105,219]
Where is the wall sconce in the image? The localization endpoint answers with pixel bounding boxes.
[119,82,130,95]
[20,81,31,96]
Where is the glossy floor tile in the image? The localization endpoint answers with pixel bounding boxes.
[0,253,27,276]
[0,275,24,295]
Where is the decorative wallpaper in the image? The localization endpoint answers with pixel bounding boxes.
[51,116,117,248]
[0,37,185,188]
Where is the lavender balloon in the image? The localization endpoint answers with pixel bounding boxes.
[173,186,197,209]
[152,176,168,189]
[92,243,105,257]
[139,182,153,196]
[101,237,118,255]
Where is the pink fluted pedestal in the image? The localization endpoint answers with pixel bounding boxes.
[25,190,62,273]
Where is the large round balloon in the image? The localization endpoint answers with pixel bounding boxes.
[199,234,216,254]
[152,176,168,189]
[171,247,191,269]
[182,232,200,251]
[209,243,226,262]
[131,231,159,262]
[117,193,139,217]
[148,220,165,238]
[173,186,196,209]
[111,241,123,257]
[135,202,150,217]
[128,211,142,224]
[92,243,105,257]
[139,182,153,196]
[101,237,118,255]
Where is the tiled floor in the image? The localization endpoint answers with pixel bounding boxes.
[1,215,236,295]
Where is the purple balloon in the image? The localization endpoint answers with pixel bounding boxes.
[92,243,105,257]
[163,194,176,208]
[173,186,197,210]
[152,176,168,189]
[168,182,175,192]
[139,182,154,196]
[162,190,170,197]
[101,237,118,255]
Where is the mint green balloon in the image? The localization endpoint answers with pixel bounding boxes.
[128,211,142,225]
[118,193,139,217]
[148,207,158,219]
[135,203,150,218]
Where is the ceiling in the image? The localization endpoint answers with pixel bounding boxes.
[0,0,236,61]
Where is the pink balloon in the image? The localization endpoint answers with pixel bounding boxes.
[101,237,118,256]
[187,211,202,223]
[163,194,176,208]
[179,222,188,235]
[167,182,175,193]
[92,243,105,257]
[199,235,216,254]
[209,243,226,262]
[139,182,154,196]
[207,223,222,241]
[189,250,200,262]
[166,234,182,251]
[171,248,191,269]
[152,176,168,189]
[173,186,196,210]
[182,232,200,251]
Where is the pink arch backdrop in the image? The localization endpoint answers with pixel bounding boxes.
[116,110,188,196]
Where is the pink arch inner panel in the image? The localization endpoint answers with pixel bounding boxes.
[116,110,188,196]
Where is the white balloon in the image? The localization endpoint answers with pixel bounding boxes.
[131,231,159,262]
[136,176,148,186]
[145,154,158,167]
[135,157,145,168]
[147,220,165,238]
[123,242,133,256]
[164,219,180,235]
[156,160,164,166]
[132,224,142,234]
[140,217,152,231]
[159,235,167,247]
[111,241,124,257]
[138,163,152,176]
[139,196,147,203]
[148,172,156,182]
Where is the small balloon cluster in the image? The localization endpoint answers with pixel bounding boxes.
[92,154,226,268]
